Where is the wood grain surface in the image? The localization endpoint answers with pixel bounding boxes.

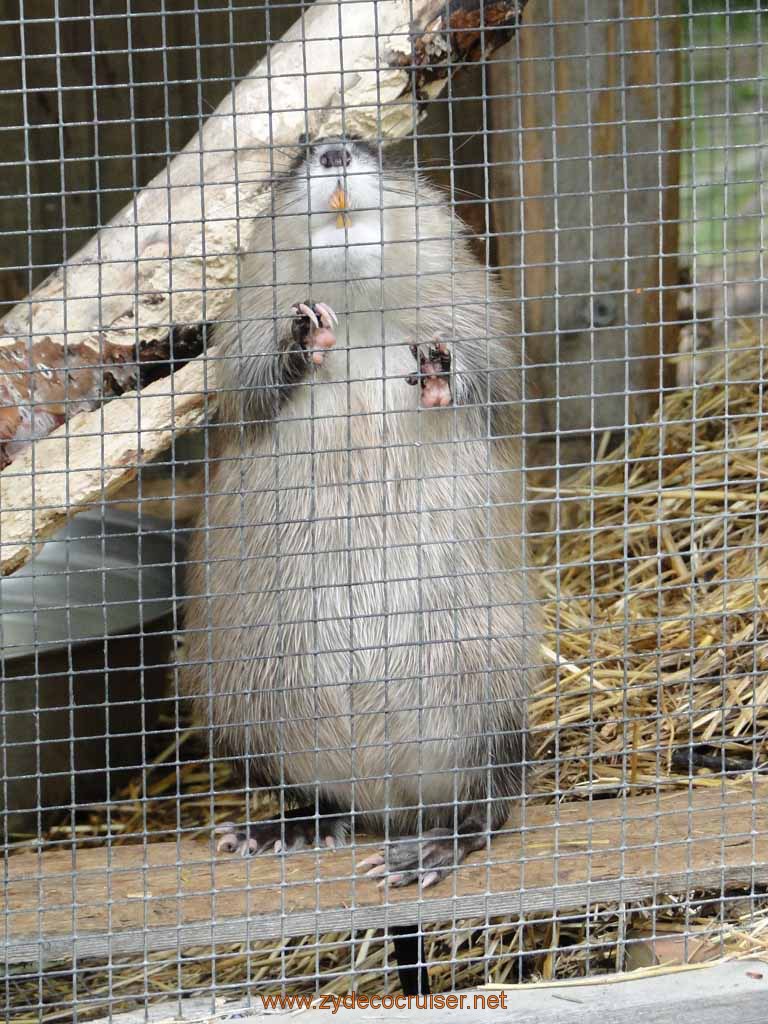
[5,780,766,964]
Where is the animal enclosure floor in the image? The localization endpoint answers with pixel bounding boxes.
[5,781,767,966]
[92,961,768,1024]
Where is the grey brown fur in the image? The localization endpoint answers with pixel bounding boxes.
[182,138,538,885]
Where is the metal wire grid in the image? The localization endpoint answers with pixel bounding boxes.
[0,1,766,1020]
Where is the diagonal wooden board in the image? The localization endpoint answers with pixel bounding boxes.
[4,781,767,965]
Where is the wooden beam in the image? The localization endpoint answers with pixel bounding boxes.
[489,0,681,456]
[5,781,767,966]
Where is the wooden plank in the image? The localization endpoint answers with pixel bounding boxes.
[90,961,768,1024]
[488,0,681,455]
[4,782,767,966]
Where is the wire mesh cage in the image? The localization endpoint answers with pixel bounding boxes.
[1,1,767,1021]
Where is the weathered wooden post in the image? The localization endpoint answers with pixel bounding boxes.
[489,0,681,463]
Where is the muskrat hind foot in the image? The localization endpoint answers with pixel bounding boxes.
[292,302,338,366]
[407,338,452,407]
[215,806,350,856]
[359,825,485,888]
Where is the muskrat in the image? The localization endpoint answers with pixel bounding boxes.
[182,136,538,887]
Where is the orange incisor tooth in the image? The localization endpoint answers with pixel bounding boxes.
[330,185,351,229]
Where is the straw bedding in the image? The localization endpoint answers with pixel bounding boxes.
[9,334,768,1020]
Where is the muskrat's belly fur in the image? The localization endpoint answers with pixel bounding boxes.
[184,352,529,832]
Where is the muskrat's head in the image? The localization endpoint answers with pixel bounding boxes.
[292,135,388,225]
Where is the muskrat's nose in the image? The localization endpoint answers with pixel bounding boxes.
[320,145,352,169]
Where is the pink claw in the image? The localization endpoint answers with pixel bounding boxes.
[314,302,338,327]
[295,302,319,329]
[358,853,385,871]
[365,864,388,879]
[378,872,404,888]
[325,835,337,850]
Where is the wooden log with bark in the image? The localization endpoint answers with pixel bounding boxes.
[0,0,529,575]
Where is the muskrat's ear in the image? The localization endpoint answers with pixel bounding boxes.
[297,132,309,147]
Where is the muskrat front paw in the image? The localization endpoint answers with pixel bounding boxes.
[292,301,338,367]
[406,338,452,407]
